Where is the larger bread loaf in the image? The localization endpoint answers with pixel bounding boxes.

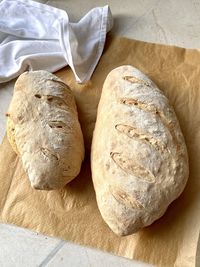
[7,71,84,190]
[91,65,189,236]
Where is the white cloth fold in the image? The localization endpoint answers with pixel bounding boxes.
[0,0,113,83]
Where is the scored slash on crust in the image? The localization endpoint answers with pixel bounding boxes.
[46,79,71,91]
[110,152,156,183]
[109,96,184,190]
[111,97,183,184]
[40,147,60,161]
[120,97,182,153]
[34,93,67,107]
[48,120,72,132]
[123,76,151,86]
[109,185,144,210]
[115,124,167,152]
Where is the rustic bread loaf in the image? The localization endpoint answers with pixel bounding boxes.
[7,70,84,190]
[91,65,189,236]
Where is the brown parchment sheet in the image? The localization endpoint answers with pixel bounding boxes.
[0,35,200,267]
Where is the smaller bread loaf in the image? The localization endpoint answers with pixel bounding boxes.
[7,70,84,190]
[91,65,189,236]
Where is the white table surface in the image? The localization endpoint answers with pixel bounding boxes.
[0,0,200,266]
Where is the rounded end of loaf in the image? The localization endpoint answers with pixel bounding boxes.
[98,204,143,236]
[107,223,141,236]
[30,177,64,191]
[29,171,76,191]
[28,158,81,191]
[104,206,168,236]
[31,182,53,191]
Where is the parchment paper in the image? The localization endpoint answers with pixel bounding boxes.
[0,35,200,267]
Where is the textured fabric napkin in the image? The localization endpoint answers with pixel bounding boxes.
[0,35,200,267]
[0,0,113,83]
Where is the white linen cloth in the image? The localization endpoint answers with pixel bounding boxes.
[0,0,113,83]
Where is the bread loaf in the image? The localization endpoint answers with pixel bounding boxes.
[91,65,189,236]
[7,70,84,190]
